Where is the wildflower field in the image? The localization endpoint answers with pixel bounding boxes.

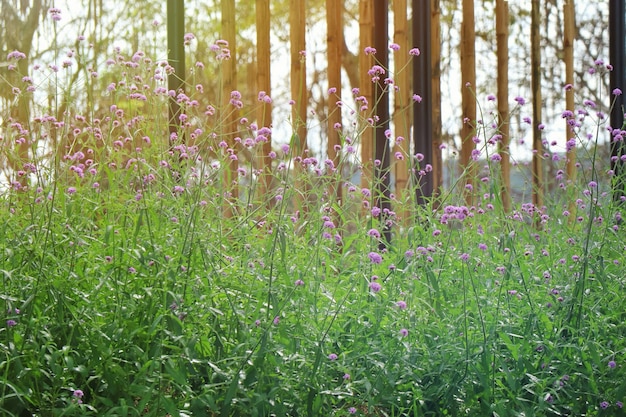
[1,34,626,416]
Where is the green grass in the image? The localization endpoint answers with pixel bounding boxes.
[1,43,625,416]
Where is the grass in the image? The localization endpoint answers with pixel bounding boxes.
[1,38,625,417]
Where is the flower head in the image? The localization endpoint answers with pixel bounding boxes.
[369,281,382,293]
[368,252,382,264]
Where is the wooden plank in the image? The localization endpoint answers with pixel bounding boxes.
[564,0,576,207]
[359,0,374,191]
[531,0,544,209]
[221,0,238,215]
[327,0,343,212]
[373,0,391,245]
[393,0,410,218]
[461,0,476,206]
[256,0,272,197]
[327,0,342,164]
[290,0,308,211]
[290,0,307,155]
[431,0,443,199]
[496,0,511,211]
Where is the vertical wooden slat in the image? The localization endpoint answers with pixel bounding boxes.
[167,0,185,135]
[359,0,374,191]
[327,0,343,208]
[392,0,410,219]
[290,0,308,210]
[564,0,576,200]
[461,0,476,206]
[531,0,544,209]
[290,0,307,152]
[496,0,511,212]
[374,0,391,245]
[327,0,342,165]
[609,0,626,202]
[431,0,443,198]
[221,0,238,215]
[413,0,434,205]
[256,0,272,197]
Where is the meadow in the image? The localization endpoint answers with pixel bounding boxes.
[1,38,625,416]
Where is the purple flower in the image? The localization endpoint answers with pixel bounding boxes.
[396,301,407,310]
[600,401,609,410]
[73,389,84,404]
[364,46,377,55]
[6,319,17,327]
[367,228,381,239]
[409,48,420,56]
[348,407,357,414]
[368,252,382,264]
[294,279,305,287]
[608,360,616,369]
[328,353,338,361]
[369,282,382,293]
[399,328,409,337]
[343,373,351,380]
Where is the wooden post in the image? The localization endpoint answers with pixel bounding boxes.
[290,0,308,209]
[374,0,391,245]
[531,0,544,209]
[431,0,443,199]
[221,0,238,215]
[392,0,410,219]
[610,0,626,202]
[564,0,576,202]
[413,0,434,205]
[359,0,374,191]
[496,0,511,212]
[327,0,343,206]
[460,0,476,206]
[167,0,185,135]
[256,0,272,197]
